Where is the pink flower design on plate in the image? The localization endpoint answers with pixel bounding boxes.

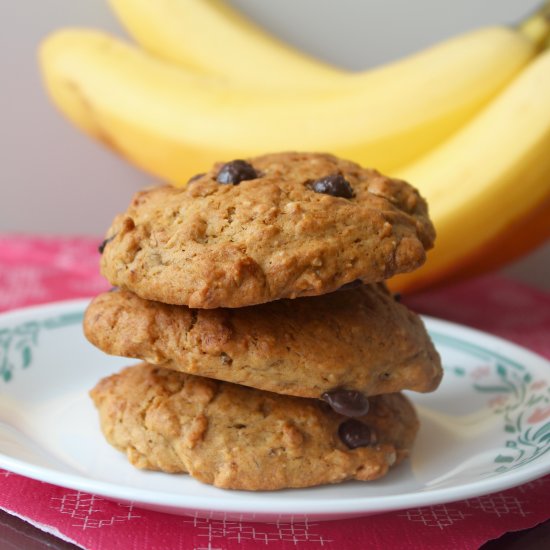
[471,365,491,380]
[527,406,550,424]
[530,380,547,391]
[489,395,508,408]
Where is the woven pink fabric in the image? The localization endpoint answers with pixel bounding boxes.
[0,235,549,550]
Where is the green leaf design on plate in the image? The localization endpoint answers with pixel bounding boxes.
[473,384,511,393]
[496,363,507,378]
[0,311,83,383]
[432,331,550,475]
[534,423,550,439]
[21,346,32,368]
[495,454,514,463]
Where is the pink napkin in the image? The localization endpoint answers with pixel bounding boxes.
[1,235,549,550]
[1,472,549,550]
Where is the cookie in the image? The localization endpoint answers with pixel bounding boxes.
[84,284,442,402]
[90,363,419,490]
[99,152,435,308]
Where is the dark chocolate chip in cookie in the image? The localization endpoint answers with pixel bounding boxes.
[338,419,377,449]
[98,233,117,254]
[309,174,354,199]
[321,389,369,417]
[217,160,258,185]
[337,279,363,292]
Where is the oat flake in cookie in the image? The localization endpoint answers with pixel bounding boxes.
[99,152,436,308]
[84,284,442,400]
[90,363,419,491]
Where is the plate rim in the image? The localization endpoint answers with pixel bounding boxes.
[1,298,549,517]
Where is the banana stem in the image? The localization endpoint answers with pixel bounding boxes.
[517,0,550,49]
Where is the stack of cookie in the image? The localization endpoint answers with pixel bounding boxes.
[85,152,442,491]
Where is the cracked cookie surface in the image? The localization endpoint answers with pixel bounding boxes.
[99,152,435,308]
[84,284,442,398]
[90,363,419,490]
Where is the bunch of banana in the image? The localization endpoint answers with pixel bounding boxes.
[39,1,550,293]
[40,21,548,181]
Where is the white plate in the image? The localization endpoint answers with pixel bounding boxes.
[1,299,549,522]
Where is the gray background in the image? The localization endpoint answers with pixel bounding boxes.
[1,0,548,288]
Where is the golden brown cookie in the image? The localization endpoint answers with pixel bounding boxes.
[90,363,419,490]
[84,285,442,404]
[99,152,435,308]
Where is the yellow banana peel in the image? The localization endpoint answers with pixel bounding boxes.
[108,0,342,89]
[109,0,550,91]
[390,49,550,292]
[39,28,537,181]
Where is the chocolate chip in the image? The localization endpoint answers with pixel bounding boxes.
[187,172,205,184]
[321,389,369,417]
[309,174,354,198]
[338,419,376,449]
[337,279,363,292]
[98,233,116,254]
[216,160,258,185]
[393,293,402,302]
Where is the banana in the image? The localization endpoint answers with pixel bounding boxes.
[39,28,539,182]
[108,0,342,89]
[108,0,549,91]
[424,197,550,286]
[388,48,550,293]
